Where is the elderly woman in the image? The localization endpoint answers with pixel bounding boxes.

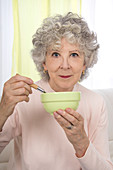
[0,12,113,170]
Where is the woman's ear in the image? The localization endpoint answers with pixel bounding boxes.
[43,62,47,71]
[82,64,86,71]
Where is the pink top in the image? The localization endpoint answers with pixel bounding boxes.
[0,79,113,170]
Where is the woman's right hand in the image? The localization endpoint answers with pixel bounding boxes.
[0,74,33,129]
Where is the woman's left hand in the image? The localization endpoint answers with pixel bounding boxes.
[53,108,89,158]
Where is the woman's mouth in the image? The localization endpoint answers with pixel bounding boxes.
[59,75,72,79]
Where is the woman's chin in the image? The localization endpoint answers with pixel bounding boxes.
[49,79,76,92]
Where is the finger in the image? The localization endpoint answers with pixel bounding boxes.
[65,108,83,121]
[10,81,32,94]
[11,88,30,96]
[2,93,30,107]
[14,95,30,103]
[24,83,32,94]
[56,109,79,126]
[53,111,72,129]
[7,74,33,85]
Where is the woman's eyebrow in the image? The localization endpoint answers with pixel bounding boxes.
[51,49,60,52]
[47,49,60,55]
[49,49,81,54]
[69,50,80,53]
[51,49,80,52]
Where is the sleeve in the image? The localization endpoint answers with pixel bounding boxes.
[77,97,113,170]
[0,107,21,153]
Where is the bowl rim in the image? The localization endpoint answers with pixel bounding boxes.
[41,91,81,102]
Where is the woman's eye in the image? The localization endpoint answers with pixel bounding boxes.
[71,53,79,57]
[52,52,60,57]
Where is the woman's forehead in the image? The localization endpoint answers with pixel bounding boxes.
[47,39,82,53]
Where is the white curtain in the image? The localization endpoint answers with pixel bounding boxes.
[81,0,113,89]
[0,0,113,96]
[0,0,13,96]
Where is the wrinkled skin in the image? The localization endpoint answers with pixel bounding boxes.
[0,74,33,130]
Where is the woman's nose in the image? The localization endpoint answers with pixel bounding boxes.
[60,57,70,69]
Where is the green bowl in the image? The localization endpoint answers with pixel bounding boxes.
[41,91,81,115]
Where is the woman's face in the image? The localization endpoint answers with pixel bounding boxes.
[43,38,86,92]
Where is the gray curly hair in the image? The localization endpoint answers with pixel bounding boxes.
[31,12,99,81]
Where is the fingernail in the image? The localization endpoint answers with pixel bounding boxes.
[53,112,60,118]
[30,90,32,94]
[57,110,63,114]
[66,108,71,112]
[29,79,34,84]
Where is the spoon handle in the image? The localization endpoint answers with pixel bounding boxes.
[30,84,46,93]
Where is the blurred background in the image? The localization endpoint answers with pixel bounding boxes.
[0,0,113,96]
